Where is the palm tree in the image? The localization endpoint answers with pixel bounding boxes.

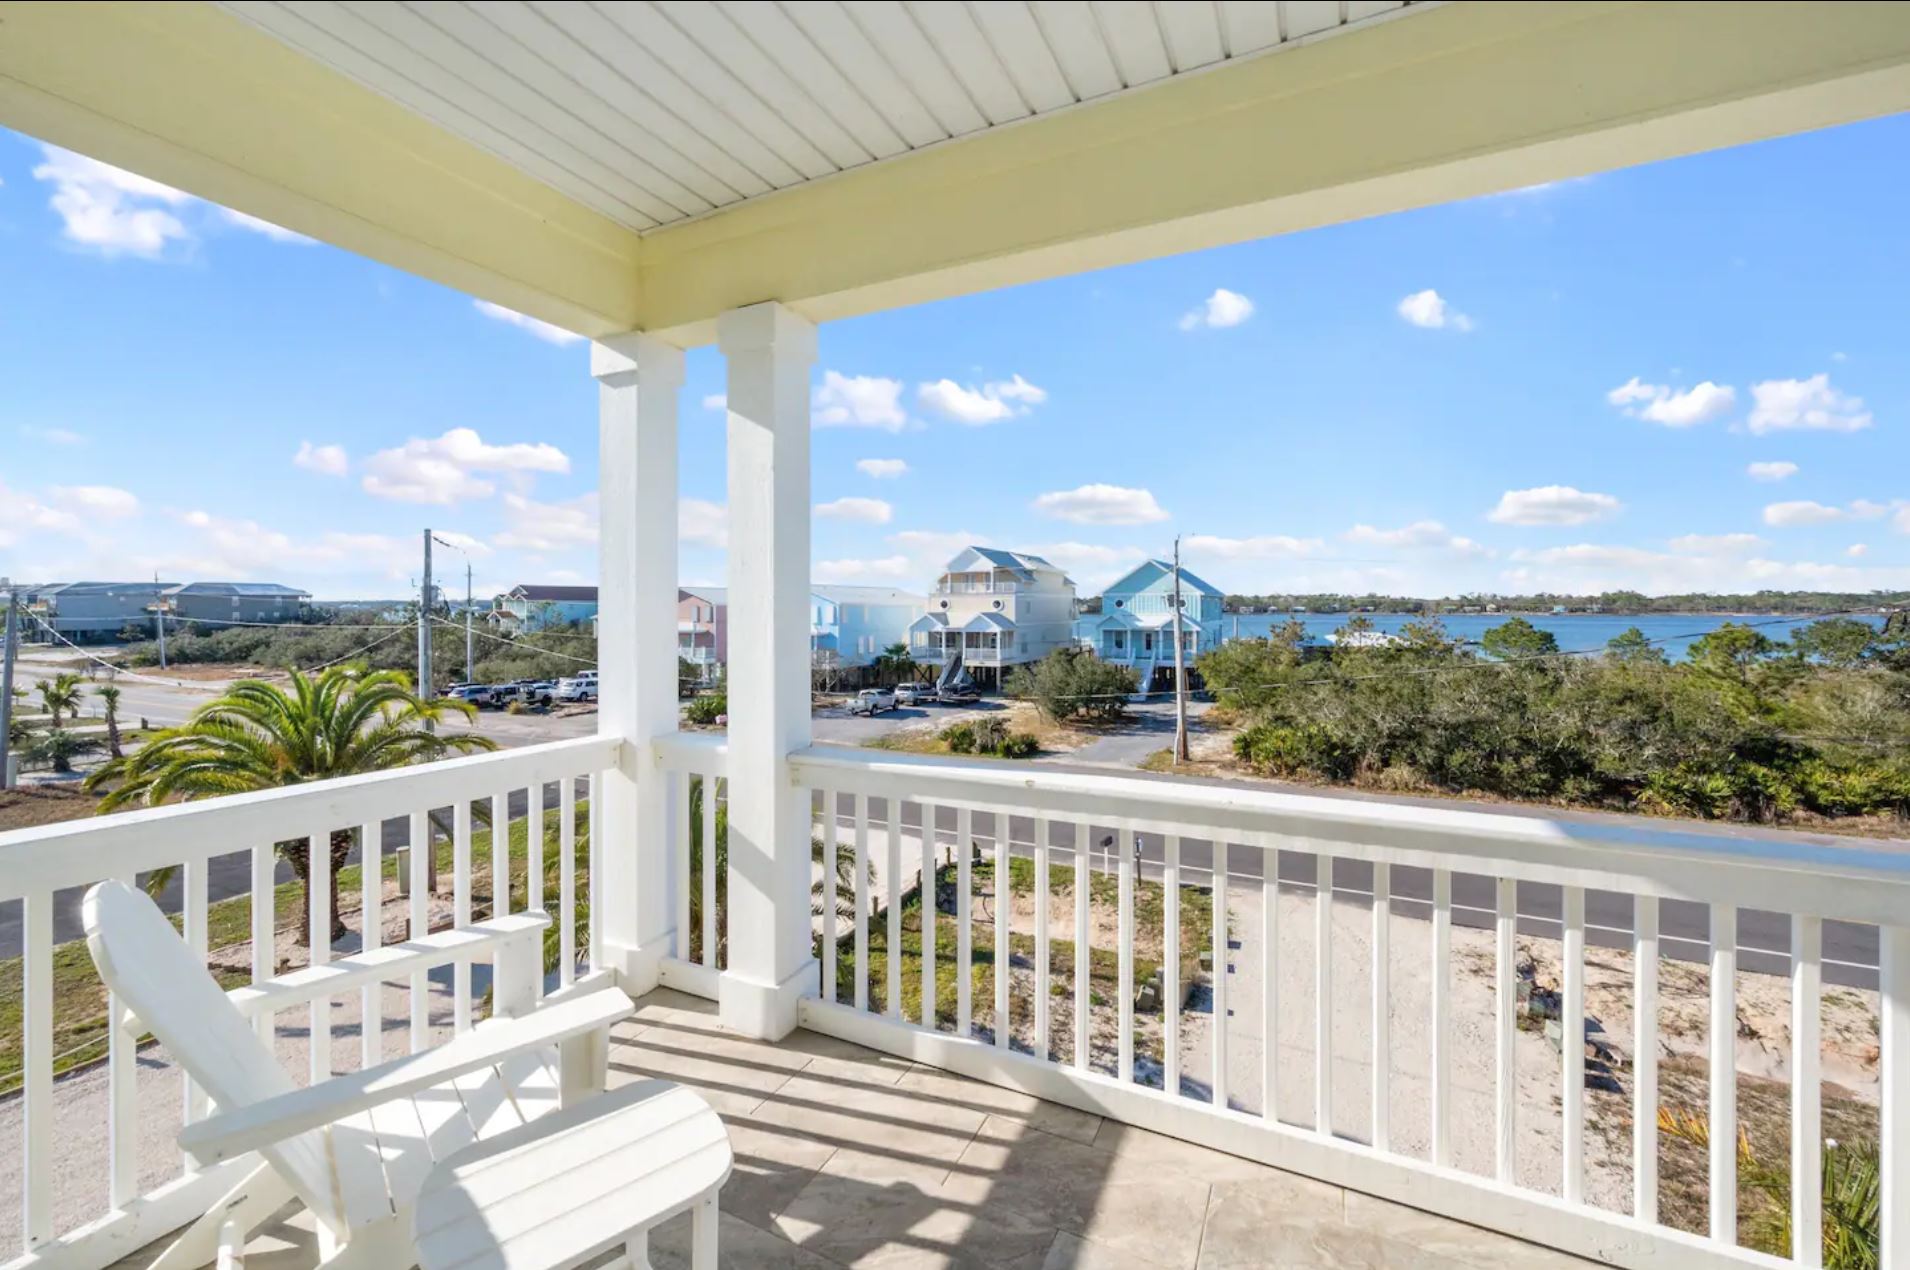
[38,672,84,727]
[95,684,124,758]
[85,665,495,947]
[874,642,918,686]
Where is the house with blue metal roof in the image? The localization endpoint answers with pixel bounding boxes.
[1090,559,1226,689]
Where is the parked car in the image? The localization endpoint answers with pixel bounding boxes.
[448,683,501,708]
[498,679,556,707]
[893,683,931,706]
[558,670,599,702]
[847,687,897,715]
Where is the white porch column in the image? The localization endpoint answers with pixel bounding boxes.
[717,301,818,1040]
[592,332,683,994]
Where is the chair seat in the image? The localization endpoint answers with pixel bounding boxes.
[335,1049,563,1233]
[412,1080,732,1270]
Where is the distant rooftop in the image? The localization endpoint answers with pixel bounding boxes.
[506,584,599,602]
[162,581,310,598]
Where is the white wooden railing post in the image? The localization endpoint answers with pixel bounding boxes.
[716,301,818,1040]
[592,332,684,997]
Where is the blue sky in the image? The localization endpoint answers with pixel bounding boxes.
[2,113,1906,601]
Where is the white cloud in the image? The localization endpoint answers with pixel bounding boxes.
[814,371,908,430]
[494,493,597,551]
[1395,289,1473,332]
[679,498,728,548]
[1849,543,1869,558]
[813,555,914,583]
[1746,460,1798,483]
[1762,499,1892,528]
[19,425,86,447]
[1031,484,1169,526]
[815,496,893,524]
[1342,521,1487,555]
[50,485,140,519]
[916,374,1047,425]
[1747,374,1873,434]
[1183,533,1325,560]
[0,481,83,544]
[32,145,191,258]
[1487,485,1621,526]
[856,458,908,479]
[1667,532,1764,555]
[361,428,570,504]
[472,300,584,346]
[702,393,727,412]
[171,509,404,576]
[293,441,349,477]
[218,207,315,245]
[1178,288,1255,331]
[1605,377,1736,427]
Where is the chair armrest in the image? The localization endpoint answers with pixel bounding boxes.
[227,913,549,1018]
[182,983,633,1166]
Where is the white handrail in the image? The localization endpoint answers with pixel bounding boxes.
[788,745,1910,925]
[0,734,623,902]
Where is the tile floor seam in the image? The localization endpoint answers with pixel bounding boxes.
[1192,1182,1218,1270]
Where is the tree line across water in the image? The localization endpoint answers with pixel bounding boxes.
[1198,613,1910,824]
[1213,589,1910,616]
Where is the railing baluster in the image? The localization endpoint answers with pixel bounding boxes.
[361,819,382,1068]
[1709,902,1737,1243]
[1635,895,1660,1224]
[1431,867,1452,1166]
[1495,877,1516,1184]
[1563,885,1586,1204]
[23,890,53,1250]
[1164,834,1181,1099]
[677,770,693,960]
[588,773,603,972]
[1371,860,1390,1152]
[528,780,545,917]
[409,809,429,1051]
[822,789,838,1004]
[1882,925,1910,1268]
[1213,839,1230,1112]
[109,874,135,1207]
[1035,818,1052,1058]
[251,843,275,1045]
[560,775,578,988]
[886,794,901,1018]
[1074,818,1090,1070]
[1264,840,1278,1124]
[1315,849,1332,1136]
[921,801,937,1030]
[310,825,333,1082]
[454,800,474,1034]
[855,794,871,1014]
[1792,914,1822,1265]
[702,773,719,968]
[493,790,511,918]
[183,857,209,1163]
[995,812,1012,1048]
[957,805,973,1037]
[1117,825,1135,1079]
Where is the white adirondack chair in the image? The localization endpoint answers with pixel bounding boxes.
[83,879,635,1269]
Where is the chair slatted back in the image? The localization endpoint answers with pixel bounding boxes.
[83,880,357,1234]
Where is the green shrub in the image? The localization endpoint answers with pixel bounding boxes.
[941,722,976,753]
[969,716,1008,752]
[1005,648,1138,722]
[684,693,728,725]
[996,731,1039,759]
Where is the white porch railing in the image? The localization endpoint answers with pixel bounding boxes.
[1,735,619,1270]
[772,745,1909,1270]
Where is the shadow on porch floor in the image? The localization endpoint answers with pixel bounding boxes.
[117,987,1599,1268]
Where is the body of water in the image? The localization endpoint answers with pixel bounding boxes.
[1075,611,1886,661]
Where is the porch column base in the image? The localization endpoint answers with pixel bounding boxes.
[719,958,818,1041]
[603,931,677,998]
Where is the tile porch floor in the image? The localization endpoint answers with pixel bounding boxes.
[125,988,1601,1268]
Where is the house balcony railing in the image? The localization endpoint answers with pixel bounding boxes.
[1,736,619,1268]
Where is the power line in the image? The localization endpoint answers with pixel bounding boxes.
[155,614,415,632]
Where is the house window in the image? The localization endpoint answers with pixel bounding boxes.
[1114,599,1124,608]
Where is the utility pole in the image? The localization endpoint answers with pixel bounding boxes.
[153,571,170,670]
[1,579,18,790]
[419,528,434,699]
[1171,535,1190,763]
[464,560,474,685]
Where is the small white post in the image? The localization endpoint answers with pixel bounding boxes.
[593,331,684,997]
[717,301,818,1040]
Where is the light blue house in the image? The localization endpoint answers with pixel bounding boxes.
[1089,559,1226,688]
[488,584,599,634]
[811,585,926,672]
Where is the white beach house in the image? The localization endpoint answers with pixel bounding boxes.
[909,547,1077,688]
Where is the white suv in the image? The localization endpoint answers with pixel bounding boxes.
[557,670,599,702]
[847,687,897,715]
